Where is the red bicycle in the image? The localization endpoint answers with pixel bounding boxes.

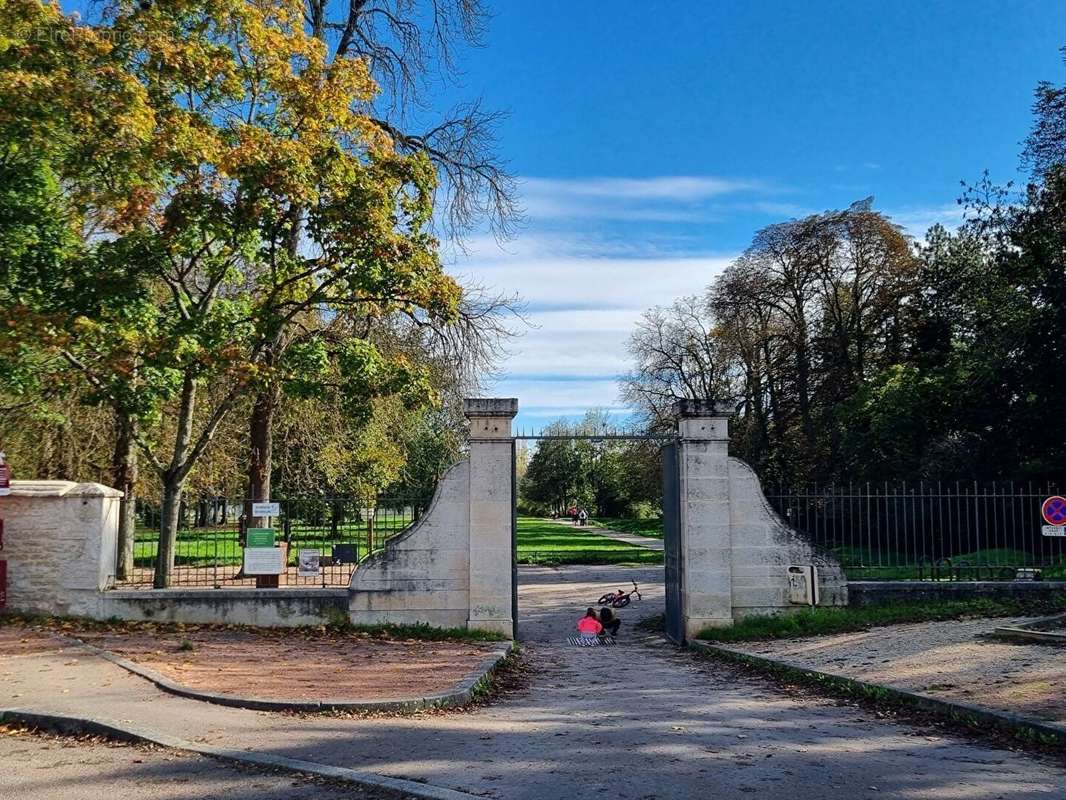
[597,581,642,608]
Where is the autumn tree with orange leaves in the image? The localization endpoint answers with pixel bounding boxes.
[1,0,469,586]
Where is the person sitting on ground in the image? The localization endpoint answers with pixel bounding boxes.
[576,607,604,638]
[598,606,621,637]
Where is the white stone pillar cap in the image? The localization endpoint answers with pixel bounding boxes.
[674,399,734,418]
[463,398,518,418]
[4,480,123,498]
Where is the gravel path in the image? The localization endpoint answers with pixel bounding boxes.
[546,518,665,550]
[4,566,1066,799]
[719,615,1066,725]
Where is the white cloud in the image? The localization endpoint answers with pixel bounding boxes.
[449,231,735,414]
[454,240,732,311]
[888,203,968,238]
[505,309,643,377]
[522,175,765,201]
[487,376,625,411]
[517,175,771,222]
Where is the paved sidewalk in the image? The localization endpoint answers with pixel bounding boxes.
[548,517,665,550]
[1,729,396,800]
[5,566,1066,799]
[715,615,1066,729]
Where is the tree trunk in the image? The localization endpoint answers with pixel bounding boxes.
[155,374,198,589]
[113,410,138,582]
[155,476,184,588]
[245,386,278,525]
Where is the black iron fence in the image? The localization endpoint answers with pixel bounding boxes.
[764,480,1066,581]
[125,493,433,588]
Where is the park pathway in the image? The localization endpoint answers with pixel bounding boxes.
[4,565,1066,799]
[548,517,665,550]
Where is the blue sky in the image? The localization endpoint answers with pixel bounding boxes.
[60,0,1066,430]
[440,1,1066,430]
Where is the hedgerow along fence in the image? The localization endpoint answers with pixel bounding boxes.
[764,480,1065,581]
[125,493,432,588]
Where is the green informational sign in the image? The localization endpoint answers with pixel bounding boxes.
[246,528,275,548]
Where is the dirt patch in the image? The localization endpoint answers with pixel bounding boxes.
[725,616,1066,726]
[1,623,500,702]
[0,625,73,657]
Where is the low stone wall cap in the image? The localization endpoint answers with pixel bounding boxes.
[4,480,123,499]
[463,398,518,417]
[674,399,735,417]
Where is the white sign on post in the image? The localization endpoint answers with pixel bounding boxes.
[298,549,321,577]
[243,547,284,575]
[251,501,280,517]
[1042,525,1066,537]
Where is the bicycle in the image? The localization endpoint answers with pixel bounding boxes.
[597,580,642,608]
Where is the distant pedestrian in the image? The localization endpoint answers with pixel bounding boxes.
[578,508,588,526]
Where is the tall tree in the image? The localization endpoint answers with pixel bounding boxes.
[4,0,467,586]
[0,0,159,578]
[620,296,735,430]
[231,0,517,516]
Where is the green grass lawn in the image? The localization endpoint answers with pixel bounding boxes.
[831,545,1066,581]
[133,519,412,568]
[591,516,664,539]
[516,517,663,565]
[697,596,1066,643]
[132,516,663,569]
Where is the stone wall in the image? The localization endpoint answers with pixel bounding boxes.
[848,580,1066,607]
[348,460,473,629]
[104,588,349,625]
[1,481,122,617]
[349,398,517,637]
[727,457,848,617]
[674,400,847,640]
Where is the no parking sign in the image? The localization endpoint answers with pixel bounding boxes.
[1041,495,1066,536]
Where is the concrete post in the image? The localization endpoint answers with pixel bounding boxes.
[1,481,122,617]
[676,399,735,638]
[464,398,517,637]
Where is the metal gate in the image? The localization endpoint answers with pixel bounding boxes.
[662,442,684,643]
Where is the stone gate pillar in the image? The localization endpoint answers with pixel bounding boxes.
[676,399,735,637]
[464,398,517,637]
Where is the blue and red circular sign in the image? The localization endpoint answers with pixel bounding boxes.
[1042,496,1066,526]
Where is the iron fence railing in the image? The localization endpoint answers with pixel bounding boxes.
[124,493,433,589]
[764,480,1066,581]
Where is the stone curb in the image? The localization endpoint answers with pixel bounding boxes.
[992,611,1066,645]
[60,634,514,713]
[690,639,1066,746]
[0,707,481,800]
[990,627,1066,645]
